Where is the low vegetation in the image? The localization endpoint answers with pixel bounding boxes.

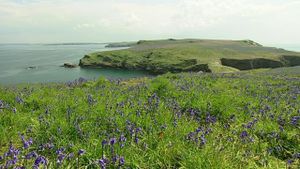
[0,67,299,168]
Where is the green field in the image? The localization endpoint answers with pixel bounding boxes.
[0,67,299,168]
[79,39,300,73]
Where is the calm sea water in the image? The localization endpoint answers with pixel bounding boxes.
[270,44,300,53]
[0,44,150,85]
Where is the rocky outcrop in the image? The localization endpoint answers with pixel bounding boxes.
[220,58,284,70]
[280,55,300,66]
[79,56,211,74]
[62,63,78,68]
[27,66,37,70]
[220,56,300,70]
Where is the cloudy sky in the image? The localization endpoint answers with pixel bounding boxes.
[0,0,299,44]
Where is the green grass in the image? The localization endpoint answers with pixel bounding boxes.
[80,39,300,73]
[0,69,299,168]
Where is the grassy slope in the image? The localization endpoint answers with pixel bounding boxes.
[0,69,299,168]
[79,39,300,73]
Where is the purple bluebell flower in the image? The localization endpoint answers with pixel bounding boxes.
[98,159,106,169]
[245,122,254,129]
[287,159,294,165]
[119,156,125,166]
[102,139,108,146]
[112,155,119,164]
[13,167,25,169]
[187,132,195,140]
[20,134,33,149]
[56,147,65,155]
[173,120,178,127]
[67,153,74,160]
[15,96,23,104]
[0,100,4,109]
[12,107,17,113]
[290,116,299,126]
[34,156,47,166]
[279,125,284,132]
[206,114,217,124]
[87,94,94,105]
[110,137,117,145]
[134,137,139,144]
[135,127,142,133]
[12,154,18,164]
[277,116,286,126]
[25,151,38,159]
[78,149,86,156]
[98,157,108,169]
[57,154,66,165]
[200,135,206,145]
[204,128,212,135]
[119,134,126,142]
[240,131,248,139]
[5,160,13,168]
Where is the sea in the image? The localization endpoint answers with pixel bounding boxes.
[0,43,150,85]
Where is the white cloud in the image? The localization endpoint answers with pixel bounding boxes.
[0,0,299,44]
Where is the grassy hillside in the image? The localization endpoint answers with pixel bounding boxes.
[0,70,299,168]
[79,39,300,73]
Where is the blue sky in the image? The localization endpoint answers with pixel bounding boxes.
[0,0,299,44]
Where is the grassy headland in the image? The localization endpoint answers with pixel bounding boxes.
[79,39,300,73]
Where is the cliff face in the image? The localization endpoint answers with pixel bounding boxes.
[80,39,300,73]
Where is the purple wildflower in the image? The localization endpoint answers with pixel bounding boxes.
[135,127,142,133]
[206,114,217,124]
[87,94,94,105]
[102,139,108,146]
[287,159,294,165]
[98,158,108,169]
[12,107,17,113]
[56,147,65,155]
[200,135,206,146]
[78,149,86,156]
[119,134,126,142]
[0,100,4,108]
[67,153,74,160]
[25,151,38,159]
[119,156,125,166]
[34,156,48,166]
[57,154,66,165]
[240,131,248,139]
[112,155,119,164]
[15,96,23,104]
[110,137,117,145]
[291,116,299,126]
[134,137,139,144]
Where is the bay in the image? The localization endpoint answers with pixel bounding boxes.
[0,44,150,85]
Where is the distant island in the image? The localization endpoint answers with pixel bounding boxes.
[79,39,300,74]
